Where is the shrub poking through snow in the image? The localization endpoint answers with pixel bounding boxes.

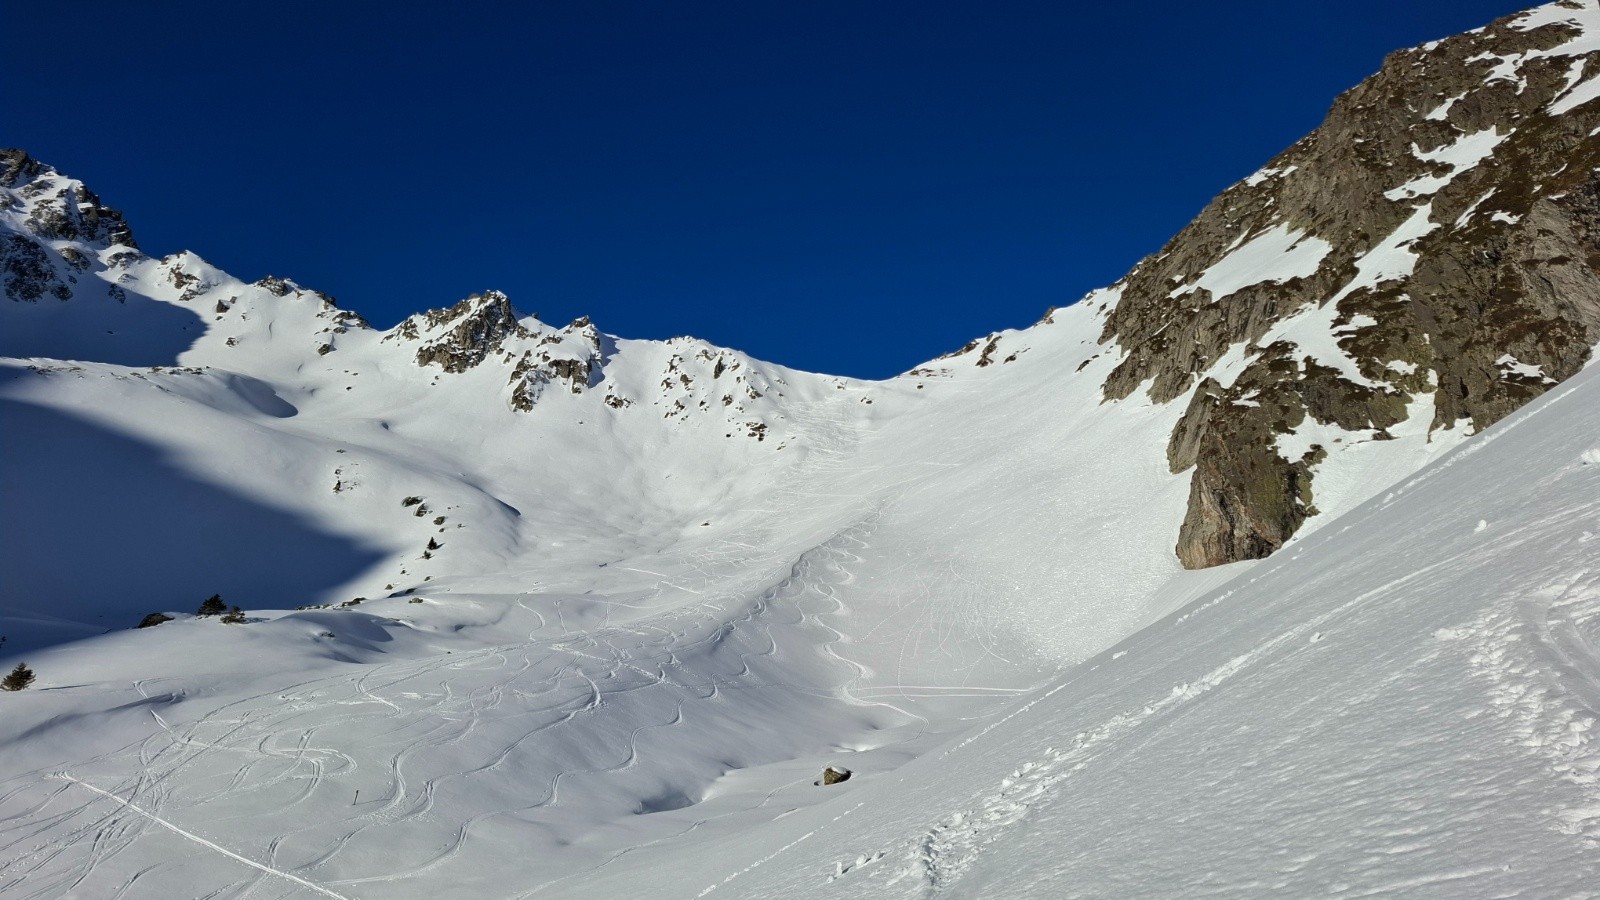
[138,613,173,628]
[401,496,422,507]
[2,663,35,691]
[196,594,227,617]
[220,606,246,624]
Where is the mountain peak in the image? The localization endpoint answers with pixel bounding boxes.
[386,290,530,373]
[0,148,43,188]
[0,148,135,249]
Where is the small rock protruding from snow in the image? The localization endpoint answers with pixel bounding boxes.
[817,766,852,786]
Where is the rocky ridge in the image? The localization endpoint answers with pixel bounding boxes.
[0,148,136,303]
[1094,2,1600,567]
[0,152,800,442]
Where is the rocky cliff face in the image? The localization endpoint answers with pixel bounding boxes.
[0,149,137,303]
[1094,3,1600,568]
[1,149,135,250]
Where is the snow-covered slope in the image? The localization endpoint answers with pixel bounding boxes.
[0,155,1226,670]
[3,3,1600,897]
[588,303,1600,900]
[0,152,1213,897]
[4,323,1596,900]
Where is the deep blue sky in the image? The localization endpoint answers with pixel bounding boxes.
[6,1,1528,378]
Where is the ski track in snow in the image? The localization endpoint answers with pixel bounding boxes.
[829,532,1589,896]
[4,358,1596,897]
[1443,567,1600,844]
[8,81,1600,891]
[51,774,353,900]
[793,395,1600,897]
[0,494,934,897]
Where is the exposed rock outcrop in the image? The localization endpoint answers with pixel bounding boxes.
[0,232,70,301]
[393,290,530,373]
[1092,5,1600,567]
[508,316,604,410]
[2,149,135,248]
[1,150,140,303]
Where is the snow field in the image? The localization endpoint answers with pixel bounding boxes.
[7,23,1600,889]
[657,360,1600,899]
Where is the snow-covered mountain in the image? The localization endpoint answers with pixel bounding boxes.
[2,3,1599,897]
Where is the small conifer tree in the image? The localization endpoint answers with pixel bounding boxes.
[2,663,35,691]
[220,606,246,624]
[197,594,227,617]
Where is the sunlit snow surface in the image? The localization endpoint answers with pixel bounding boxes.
[593,350,1600,900]
[0,186,1204,894]
[5,2,1600,890]
[0,287,1200,896]
[1169,224,1332,302]
[3,240,1597,899]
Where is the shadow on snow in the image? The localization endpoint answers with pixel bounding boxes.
[0,397,386,656]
